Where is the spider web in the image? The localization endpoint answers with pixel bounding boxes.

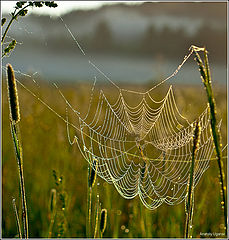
[65,82,215,210]
[54,21,223,210]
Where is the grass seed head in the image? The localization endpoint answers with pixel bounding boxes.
[49,189,56,214]
[7,64,20,123]
[1,17,6,26]
[89,158,98,188]
[192,121,201,155]
[100,209,107,234]
[4,40,17,55]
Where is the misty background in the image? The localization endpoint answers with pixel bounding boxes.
[2,2,227,85]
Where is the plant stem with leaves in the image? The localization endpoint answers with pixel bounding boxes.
[1,3,30,44]
[1,1,58,57]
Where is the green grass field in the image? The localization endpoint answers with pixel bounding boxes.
[2,78,227,238]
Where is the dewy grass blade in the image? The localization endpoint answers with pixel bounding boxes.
[193,46,227,236]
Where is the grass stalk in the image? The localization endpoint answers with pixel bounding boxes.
[12,198,22,239]
[192,46,227,235]
[86,159,91,238]
[7,64,29,239]
[94,195,100,238]
[87,187,92,237]
[185,120,200,238]
[48,189,57,238]
[87,158,98,237]
[11,101,29,240]
[140,202,146,237]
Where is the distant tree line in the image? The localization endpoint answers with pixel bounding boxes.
[25,18,225,64]
[84,20,226,63]
[140,23,226,63]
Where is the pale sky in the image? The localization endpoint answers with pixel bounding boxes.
[1,1,142,16]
